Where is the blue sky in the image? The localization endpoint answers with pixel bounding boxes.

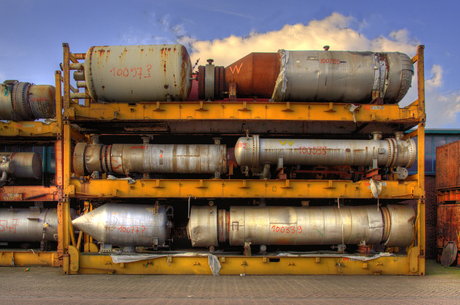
[0,0,458,128]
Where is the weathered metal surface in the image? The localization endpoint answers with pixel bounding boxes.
[224,53,280,99]
[272,50,413,104]
[0,208,61,242]
[83,44,192,103]
[436,140,460,190]
[187,205,218,247]
[72,203,171,248]
[0,185,59,201]
[0,81,55,121]
[188,204,415,247]
[0,152,42,179]
[73,142,227,176]
[234,134,416,171]
[441,241,457,267]
[70,179,423,199]
[437,204,460,265]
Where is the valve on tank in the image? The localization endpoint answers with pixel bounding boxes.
[72,203,173,252]
[0,80,55,121]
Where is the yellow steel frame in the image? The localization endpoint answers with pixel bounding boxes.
[66,251,422,275]
[70,179,423,199]
[0,71,64,268]
[59,44,426,275]
[0,250,58,267]
[64,101,423,123]
[0,121,60,137]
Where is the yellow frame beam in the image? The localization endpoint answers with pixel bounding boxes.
[64,101,424,123]
[0,251,58,267]
[71,253,422,275]
[0,121,60,137]
[0,185,59,201]
[70,178,423,199]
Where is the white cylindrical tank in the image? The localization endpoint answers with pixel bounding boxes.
[83,44,192,103]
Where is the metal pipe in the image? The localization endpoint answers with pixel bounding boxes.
[234,134,416,171]
[73,142,227,176]
[0,208,76,243]
[0,153,42,179]
[272,50,413,104]
[0,81,55,120]
[187,204,415,248]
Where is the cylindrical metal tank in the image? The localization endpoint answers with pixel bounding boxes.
[234,134,416,170]
[0,152,42,179]
[83,44,192,103]
[0,208,64,242]
[0,80,55,121]
[187,204,415,248]
[71,203,171,248]
[271,50,413,103]
[73,142,227,176]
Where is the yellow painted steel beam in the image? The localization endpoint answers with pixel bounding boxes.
[63,101,424,123]
[0,186,59,201]
[72,253,421,275]
[0,121,60,137]
[70,178,423,199]
[0,251,58,267]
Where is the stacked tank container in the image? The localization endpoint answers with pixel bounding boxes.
[59,43,426,275]
[0,76,65,267]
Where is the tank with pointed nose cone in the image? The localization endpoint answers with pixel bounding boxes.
[72,203,172,249]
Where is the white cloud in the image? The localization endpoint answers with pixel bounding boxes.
[426,65,443,88]
[183,13,420,67]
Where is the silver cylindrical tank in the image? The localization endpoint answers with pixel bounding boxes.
[71,203,171,247]
[0,208,59,242]
[0,152,42,179]
[83,44,192,103]
[0,81,56,121]
[187,204,415,247]
[234,134,416,170]
[272,50,413,104]
[73,142,227,176]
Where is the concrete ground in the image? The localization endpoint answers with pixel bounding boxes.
[0,260,459,304]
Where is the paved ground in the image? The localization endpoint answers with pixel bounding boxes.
[0,260,459,304]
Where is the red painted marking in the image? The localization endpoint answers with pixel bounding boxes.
[298,146,327,155]
[320,58,341,65]
[271,225,302,234]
